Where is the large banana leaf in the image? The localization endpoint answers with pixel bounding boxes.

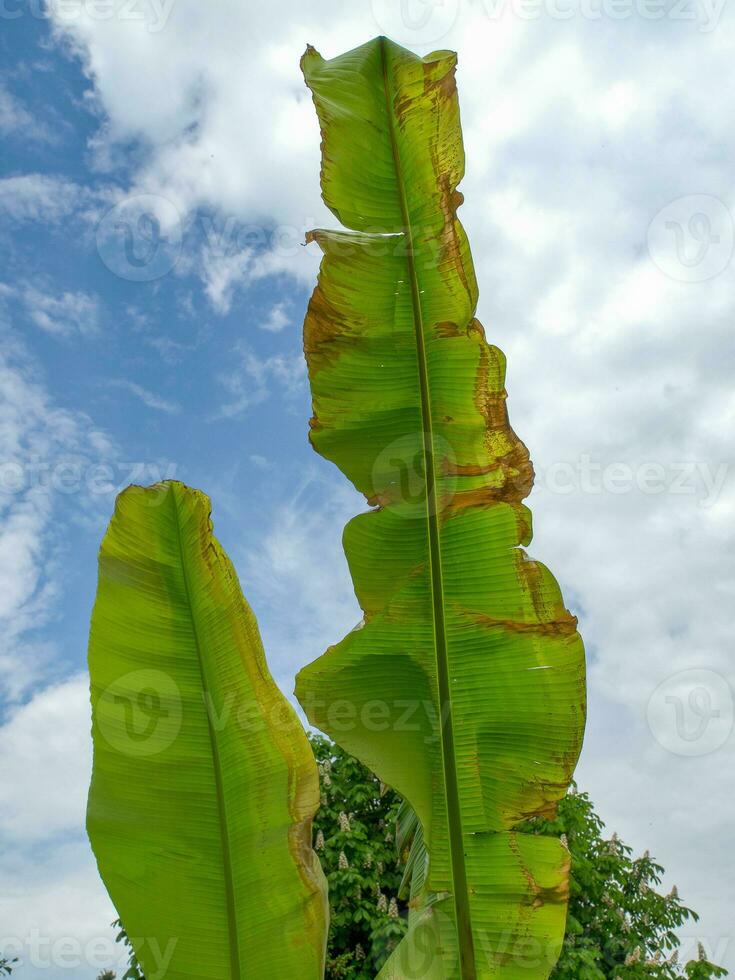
[295,37,586,979]
[87,481,327,980]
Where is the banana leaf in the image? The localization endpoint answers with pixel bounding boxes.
[396,797,428,903]
[87,481,327,979]
[295,37,586,979]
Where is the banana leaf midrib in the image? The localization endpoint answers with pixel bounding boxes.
[169,487,242,980]
[377,36,476,978]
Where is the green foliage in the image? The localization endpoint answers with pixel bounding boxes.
[87,482,327,980]
[685,957,728,980]
[111,919,144,979]
[110,761,727,980]
[0,953,16,976]
[111,735,407,980]
[522,789,727,979]
[308,738,727,980]
[310,734,407,978]
[296,35,586,977]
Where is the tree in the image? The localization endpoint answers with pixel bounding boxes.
[90,34,585,978]
[310,738,727,980]
[112,739,727,980]
[521,790,727,979]
[0,953,16,977]
[110,919,144,980]
[310,734,407,978]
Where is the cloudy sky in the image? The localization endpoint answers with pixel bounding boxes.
[1,1,734,976]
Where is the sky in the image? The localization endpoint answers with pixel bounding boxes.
[0,1,734,976]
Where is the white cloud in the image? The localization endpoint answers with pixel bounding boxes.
[20,284,101,337]
[238,475,362,697]
[261,301,291,333]
[0,85,53,142]
[0,279,102,337]
[0,840,120,980]
[46,2,346,300]
[23,1,735,970]
[0,337,123,976]
[0,174,87,224]
[0,675,90,841]
[577,720,735,968]
[106,379,181,414]
[197,230,318,313]
[0,330,117,698]
[218,344,305,417]
[198,245,254,315]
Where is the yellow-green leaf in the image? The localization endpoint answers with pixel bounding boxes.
[295,37,586,979]
[87,481,328,980]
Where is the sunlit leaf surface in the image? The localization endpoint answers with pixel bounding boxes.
[88,481,328,980]
[295,37,587,979]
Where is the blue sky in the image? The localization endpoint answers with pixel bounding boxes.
[1,1,734,976]
[1,6,334,689]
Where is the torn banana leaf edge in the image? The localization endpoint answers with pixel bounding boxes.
[296,37,586,979]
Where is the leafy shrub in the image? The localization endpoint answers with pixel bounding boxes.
[522,790,727,979]
[109,739,727,980]
[310,737,727,980]
[310,735,407,978]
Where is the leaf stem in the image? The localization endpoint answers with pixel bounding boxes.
[378,36,477,980]
[170,486,242,980]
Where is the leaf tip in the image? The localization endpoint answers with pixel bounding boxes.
[300,43,322,76]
